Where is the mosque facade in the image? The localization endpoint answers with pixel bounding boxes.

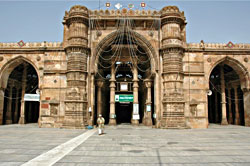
[0,5,249,129]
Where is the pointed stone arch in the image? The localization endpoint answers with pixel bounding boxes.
[89,30,159,126]
[0,56,40,125]
[90,30,158,75]
[0,56,40,89]
[208,56,249,91]
[207,56,250,126]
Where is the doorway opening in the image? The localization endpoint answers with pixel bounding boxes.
[208,63,245,126]
[116,102,132,124]
[2,62,39,125]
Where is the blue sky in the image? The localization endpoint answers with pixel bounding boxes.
[0,0,250,43]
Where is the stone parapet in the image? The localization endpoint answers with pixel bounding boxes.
[160,6,185,18]
[0,42,62,49]
[186,43,250,50]
[89,9,160,18]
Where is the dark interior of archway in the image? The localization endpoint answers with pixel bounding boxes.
[95,33,153,125]
[208,64,245,126]
[3,62,39,125]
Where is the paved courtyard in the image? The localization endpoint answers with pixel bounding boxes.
[0,124,250,166]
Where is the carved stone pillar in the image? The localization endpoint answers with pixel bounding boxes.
[227,88,233,124]
[243,89,250,126]
[0,88,4,125]
[90,74,95,126]
[214,91,219,123]
[6,82,14,124]
[143,79,152,126]
[208,95,213,123]
[63,5,90,128]
[96,80,104,116]
[19,64,27,124]
[109,64,116,125]
[14,88,20,123]
[234,86,240,125]
[220,65,228,125]
[132,63,139,125]
[160,6,186,128]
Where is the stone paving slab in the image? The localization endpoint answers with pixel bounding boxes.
[1,124,250,166]
[55,124,250,166]
[0,123,85,165]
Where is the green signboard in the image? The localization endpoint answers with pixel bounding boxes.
[115,94,133,102]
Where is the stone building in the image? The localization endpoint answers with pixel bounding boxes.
[0,5,249,129]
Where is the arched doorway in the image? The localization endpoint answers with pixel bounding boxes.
[208,62,245,126]
[92,20,156,126]
[0,60,39,125]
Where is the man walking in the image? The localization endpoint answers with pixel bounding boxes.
[97,114,105,135]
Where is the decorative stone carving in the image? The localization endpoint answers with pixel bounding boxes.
[36,56,41,61]
[50,103,58,116]
[200,40,205,49]
[66,87,80,100]
[190,99,198,116]
[244,57,248,62]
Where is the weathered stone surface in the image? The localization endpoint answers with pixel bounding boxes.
[0,5,249,129]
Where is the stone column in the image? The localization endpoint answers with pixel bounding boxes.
[234,86,240,125]
[109,63,116,125]
[14,88,20,123]
[154,73,160,128]
[214,91,219,123]
[208,95,213,123]
[0,88,5,125]
[63,5,90,128]
[96,80,104,116]
[132,63,139,125]
[220,65,228,125]
[19,64,27,124]
[227,88,233,124]
[160,6,186,128]
[6,82,14,124]
[243,89,250,126]
[143,80,152,126]
[90,74,95,126]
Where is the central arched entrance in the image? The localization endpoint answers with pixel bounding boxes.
[92,22,157,126]
[0,58,40,125]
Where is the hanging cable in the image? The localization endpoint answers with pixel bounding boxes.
[126,19,151,73]
[127,19,151,64]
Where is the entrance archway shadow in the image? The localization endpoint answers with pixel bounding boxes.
[0,57,40,125]
[208,58,248,126]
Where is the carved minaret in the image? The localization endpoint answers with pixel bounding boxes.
[63,5,89,128]
[160,6,186,128]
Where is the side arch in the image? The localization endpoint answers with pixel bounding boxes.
[90,30,158,74]
[0,56,40,89]
[0,56,40,125]
[207,56,249,91]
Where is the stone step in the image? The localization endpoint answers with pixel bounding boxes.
[162,117,186,129]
